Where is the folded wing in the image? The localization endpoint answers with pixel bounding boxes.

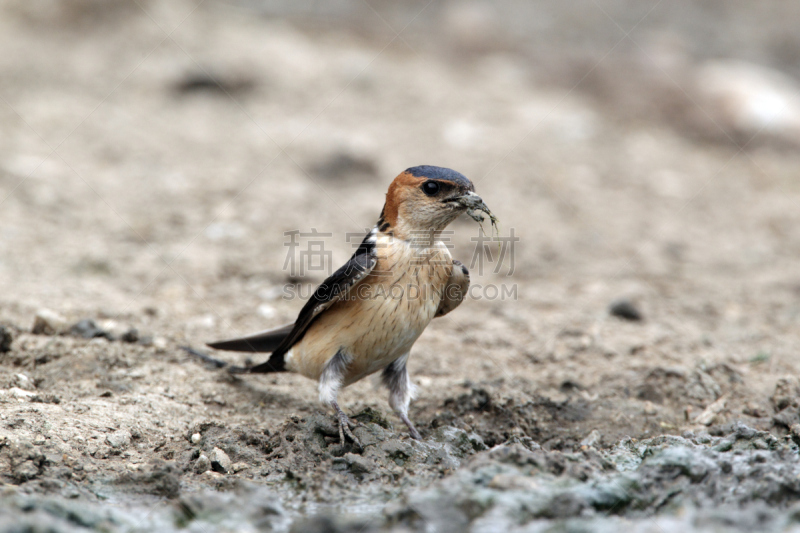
[435,260,470,318]
[207,232,378,374]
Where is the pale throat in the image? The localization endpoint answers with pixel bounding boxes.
[391,219,450,249]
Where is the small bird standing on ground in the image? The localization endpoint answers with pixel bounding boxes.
[194,166,495,445]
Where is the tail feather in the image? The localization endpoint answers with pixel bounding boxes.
[206,323,294,353]
[181,346,286,374]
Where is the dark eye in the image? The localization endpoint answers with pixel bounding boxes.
[422,181,440,196]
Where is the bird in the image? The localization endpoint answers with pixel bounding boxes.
[191,165,494,445]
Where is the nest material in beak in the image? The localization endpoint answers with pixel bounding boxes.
[457,192,500,238]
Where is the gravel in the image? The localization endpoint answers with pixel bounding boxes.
[2,424,799,532]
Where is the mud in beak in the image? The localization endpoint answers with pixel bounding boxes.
[453,191,497,225]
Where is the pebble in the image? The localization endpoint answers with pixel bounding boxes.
[32,309,68,335]
[106,430,132,449]
[190,433,201,444]
[771,377,800,411]
[311,151,378,181]
[696,60,800,143]
[14,373,35,391]
[341,453,373,476]
[580,429,601,448]
[152,337,168,351]
[609,299,644,321]
[194,454,211,474]
[200,470,224,481]
[210,447,231,474]
[257,303,276,319]
[790,424,800,446]
[70,319,113,340]
[173,71,256,96]
[694,396,726,426]
[2,387,35,400]
[0,325,12,352]
[231,462,249,473]
[120,328,139,343]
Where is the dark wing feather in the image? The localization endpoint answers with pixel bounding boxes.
[207,322,295,353]
[245,234,377,373]
[435,260,470,318]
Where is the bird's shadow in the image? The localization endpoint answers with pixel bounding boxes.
[181,346,311,412]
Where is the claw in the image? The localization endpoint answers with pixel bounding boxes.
[399,413,422,440]
[332,401,362,448]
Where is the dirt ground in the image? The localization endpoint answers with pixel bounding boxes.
[1,1,800,531]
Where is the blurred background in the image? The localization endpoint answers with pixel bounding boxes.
[1,0,800,445]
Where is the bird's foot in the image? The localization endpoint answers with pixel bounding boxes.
[400,413,422,440]
[332,401,362,448]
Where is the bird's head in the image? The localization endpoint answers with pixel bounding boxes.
[379,165,491,244]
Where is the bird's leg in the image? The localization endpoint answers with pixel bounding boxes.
[381,353,422,440]
[398,411,422,441]
[319,350,361,448]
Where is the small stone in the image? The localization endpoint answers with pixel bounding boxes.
[4,387,35,400]
[120,328,139,343]
[771,377,800,411]
[231,462,249,473]
[742,402,768,418]
[696,60,800,144]
[153,337,168,351]
[137,335,154,346]
[774,408,800,429]
[0,325,13,352]
[14,374,35,391]
[381,441,416,467]
[106,430,132,449]
[210,447,231,474]
[200,470,223,481]
[734,422,757,440]
[609,299,643,321]
[788,424,800,447]
[194,454,211,474]
[30,394,60,404]
[12,460,40,482]
[311,151,378,182]
[190,433,201,444]
[33,435,46,445]
[580,429,601,448]
[694,396,727,426]
[32,309,68,335]
[70,319,113,340]
[173,71,256,96]
[343,453,373,476]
